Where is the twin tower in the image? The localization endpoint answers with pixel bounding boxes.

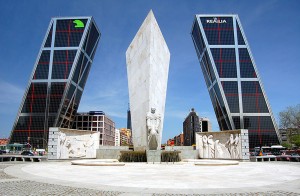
[9,11,280,150]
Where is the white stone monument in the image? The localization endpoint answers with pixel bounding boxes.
[196,129,250,160]
[126,10,170,151]
[48,127,100,159]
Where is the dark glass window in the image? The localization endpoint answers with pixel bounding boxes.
[202,51,216,82]
[54,19,87,47]
[192,21,206,58]
[200,60,211,87]
[232,116,241,129]
[200,17,234,45]
[213,84,226,113]
[244,116,279,148]
[79,62,91,88]
[210,86,230,130]
[239,48,256,78]
[66,84,76,101]
[15,116,45,131]
[44,24,53,47]
[21,83,48,113]
[72,52,84,83]
[211,48,236,78]
[47,116,56,128]
[48,83,66,113]
[51,50,77,79]
[241,81,269,113]
[74,89,83,106]
[222,81,239,113]
[85,23,100,57]
[33,50,51,80]
[236,21,245,45]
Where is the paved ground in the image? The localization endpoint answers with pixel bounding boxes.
[1,161,300,195]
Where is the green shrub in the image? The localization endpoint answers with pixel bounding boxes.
[161,151,181,162]
[119,151,147,162]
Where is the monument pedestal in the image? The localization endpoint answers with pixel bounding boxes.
[146,150,161,163]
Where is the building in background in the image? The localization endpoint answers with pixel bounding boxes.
[199,117,212,132]
[74,111,115,146]
[127,105,132,131]
[191,15,280,148]
[167,138,174,146]
[174,133,184,146]
[115,129,120,146]
[8,17,100,149]
[183,108,201,146]
[0,139,9,151]
[118,128,132,146]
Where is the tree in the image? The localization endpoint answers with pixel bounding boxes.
[279,104,300,129]
[281,142,293,149]
[291,135,300,147]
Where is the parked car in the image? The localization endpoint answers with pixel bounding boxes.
[21,151,34,156]
[290,153,300,162]
[0,150,6,154]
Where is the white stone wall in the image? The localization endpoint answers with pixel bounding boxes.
[126,10,170,151]
[48,127,100,159]
[196,129,249,160]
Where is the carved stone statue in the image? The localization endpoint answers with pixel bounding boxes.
[202,135,208,158]
[233,134,241,159]
[146,108,161,150]
[207,135,215,158]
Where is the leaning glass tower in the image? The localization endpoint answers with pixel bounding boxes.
[191,15,281,148]
[9,17,100,148]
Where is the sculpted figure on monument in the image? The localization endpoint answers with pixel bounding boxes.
[146,108,161,150]
[207,135,215,158]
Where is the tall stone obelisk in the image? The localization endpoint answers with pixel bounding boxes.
[126,10,170,151]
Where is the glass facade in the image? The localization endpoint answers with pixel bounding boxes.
[9,17,101,149]
[191,15,281,149]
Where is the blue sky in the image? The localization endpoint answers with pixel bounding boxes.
[0,0,299,143]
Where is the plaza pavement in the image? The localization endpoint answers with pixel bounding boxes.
[1,161,300,195]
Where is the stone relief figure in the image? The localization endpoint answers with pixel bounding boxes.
[146,108,161,150]
[197,135,204,158]
[226,134,235,159]
[207,135,215,158]
[198,133,238,159]
[214,140,231,159]
[233,134,241,159]
[202,135,208,158]
[58,132,67,159]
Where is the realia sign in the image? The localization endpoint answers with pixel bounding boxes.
[206,17,227,24]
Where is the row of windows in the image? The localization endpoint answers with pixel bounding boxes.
[200,17,234,45]
[244,116,278,148]
[191,21,206,58]
[211,48,237,78]
[241,81,269,113]
[214,81,269,114]
[76,115,104,122]
[54,19,87,47]
[222,81,239,113]
[9,130,47,147]
[201,51,216,83]
[33,50,51,79]
[44,19,87,48]
[208,48,257,78]
[198,17,246,46]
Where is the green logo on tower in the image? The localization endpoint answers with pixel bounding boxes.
[73,20,84,28]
